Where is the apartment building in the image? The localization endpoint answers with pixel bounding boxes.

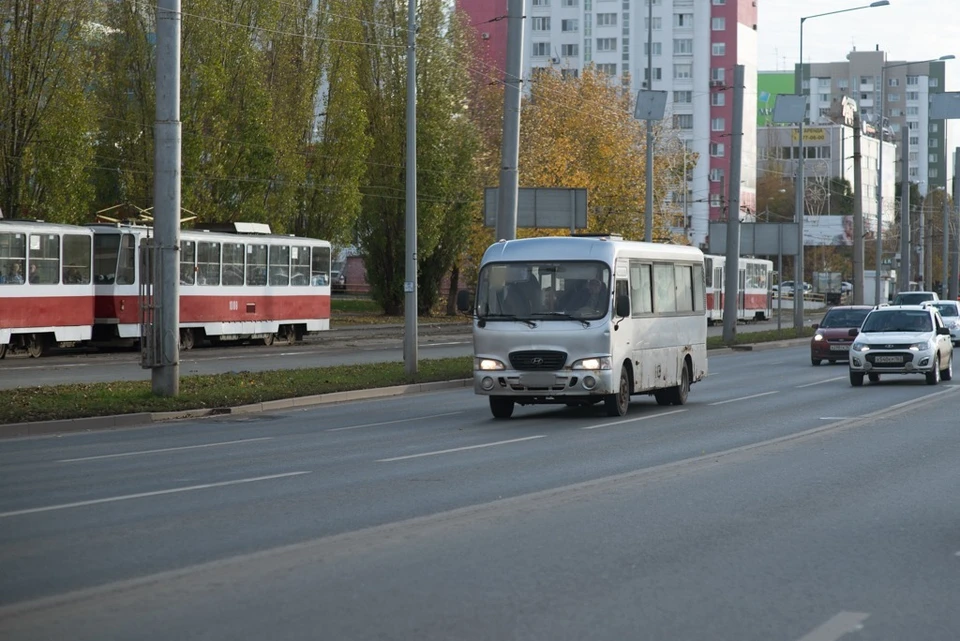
[797,47,948,198]
[456,0,758,249]
[757,123,896,231]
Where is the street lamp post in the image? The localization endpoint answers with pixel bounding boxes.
[797,1,889,330]
[875,55,954,303]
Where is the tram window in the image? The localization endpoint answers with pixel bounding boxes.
[93,234,121,283]
[0,232,26,285]
[222,243,244,286]
[675,265,693,312]
[269,245,290,286]
[311,245,331,286]
[180,240,196,285]
[63,234,91,284]
[246,244,267,286]
[197,241,220,286]
[629,263,652,314]
[117,234,136,285]
[291,245,311,286]
[653,263,677,314]
[28,234,60,284]
[704,259,713,287]
[692,264,705,312]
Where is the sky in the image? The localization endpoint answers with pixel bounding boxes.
[757,0,960,183]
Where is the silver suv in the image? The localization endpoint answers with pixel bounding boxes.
[848,305,954,386]
[891,291,939,306]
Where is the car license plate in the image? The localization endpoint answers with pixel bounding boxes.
[520,373,557,388]
[874,355,902,363]
[829,344,850,351]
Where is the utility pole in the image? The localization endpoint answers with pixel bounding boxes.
[722,66,744,344]
[403,0,418,375]
[924,196,933,288]
[644,0,654,243]
[943,190,950,298]
[951,148,960,301]
[899,130,911,290]
[852,112,864,304]
[495,0,524,242]
[153,0,181,396]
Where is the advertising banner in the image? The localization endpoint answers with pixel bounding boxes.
[802,215,874,246]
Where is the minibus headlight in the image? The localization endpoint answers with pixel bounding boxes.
[475,358,505,371]
[572,356,611,370]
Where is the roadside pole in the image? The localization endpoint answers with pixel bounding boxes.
[722,66,744,344]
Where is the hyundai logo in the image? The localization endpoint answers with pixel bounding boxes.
[531,357,544,366]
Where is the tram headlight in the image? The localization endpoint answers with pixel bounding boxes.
[475,358,505,371]
[572,356,611,370]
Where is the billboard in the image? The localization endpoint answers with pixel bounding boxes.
[802,215,874,246]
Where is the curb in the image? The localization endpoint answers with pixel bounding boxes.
[0,379,473,439]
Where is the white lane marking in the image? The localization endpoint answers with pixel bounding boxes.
[582,409,687,430]
[708,391,779,406]
[0,471,310,519]
[819,417,851,421]
[795,612,870,641]
[378,436,546,462]
[328,411,463,432]
[423,341,470,347]
[57,437,275,463]
[0,363,89,371]
[797,376,847,388]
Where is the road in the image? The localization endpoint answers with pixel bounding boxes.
[0,315,815,389]
[1,344,958,640]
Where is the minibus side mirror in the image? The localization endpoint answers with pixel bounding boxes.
[456,289,473,314]
[615,294,630,319]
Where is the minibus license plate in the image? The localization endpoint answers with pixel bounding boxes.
[520,373,556,388]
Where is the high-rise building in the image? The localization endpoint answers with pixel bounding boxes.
[797,47,948,197]
[456,0,758,248]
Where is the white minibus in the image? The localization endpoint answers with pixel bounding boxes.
[459,235,708,419]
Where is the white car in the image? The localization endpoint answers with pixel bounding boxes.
[922,300,960,346]
[841,281,853,294]
[848,305,954,386]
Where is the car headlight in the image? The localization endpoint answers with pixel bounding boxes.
[852,342,869,352]
[813,333,824,341]
[475,358,505,371]
[572,356,612,370]
[908,342,931,352]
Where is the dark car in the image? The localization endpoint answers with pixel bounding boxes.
[810,305,873,366]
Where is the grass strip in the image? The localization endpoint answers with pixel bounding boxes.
[2,358,472,425]
[3,327,816,425]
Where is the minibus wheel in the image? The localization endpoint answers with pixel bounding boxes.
[604,366,630,417]
[489,396,514,419]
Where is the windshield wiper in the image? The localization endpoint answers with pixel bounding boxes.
[531,311,591,327]
[480,313,537,327]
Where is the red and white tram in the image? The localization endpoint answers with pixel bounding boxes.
[0,220,96,358]
[704,254,773,324]
[1,220,332,358]
[90,221,332,349]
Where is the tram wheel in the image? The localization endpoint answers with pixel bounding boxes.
[26,334,46,358]
[261,333,275,346]
[180,328,195,351]
[278,325,297,345]
[0,343,6,359]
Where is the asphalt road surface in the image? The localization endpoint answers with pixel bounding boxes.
[1,344,958,640]
[0,315,814,389]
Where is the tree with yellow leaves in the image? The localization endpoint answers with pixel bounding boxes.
[518,67,690,241]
